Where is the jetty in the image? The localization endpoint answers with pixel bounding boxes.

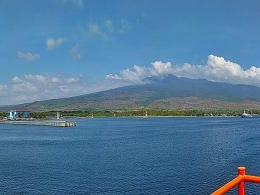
[0,120,76,127]
[0,110,76,127]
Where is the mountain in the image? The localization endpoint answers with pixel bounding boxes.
[2,75,260,111]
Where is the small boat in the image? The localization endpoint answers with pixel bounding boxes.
[241,111,260,118]
[143,111,148,119]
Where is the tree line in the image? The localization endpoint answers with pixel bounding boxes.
[0,109,255,119]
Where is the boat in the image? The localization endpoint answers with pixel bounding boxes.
[143,111,148,119]
[241,111,260,118]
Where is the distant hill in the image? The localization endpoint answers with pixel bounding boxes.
[2,75,260,112]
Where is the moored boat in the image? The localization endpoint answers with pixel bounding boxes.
[241,111,260,118]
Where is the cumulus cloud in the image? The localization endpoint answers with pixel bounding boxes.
[2,54,260,105]
[106,54,260,86]
[0,85,7,91]
[65,77,79,83]
[0,71,134,105]
[106,74,121,80]
[11,76,38,95]
[25,74,47,83]
[0,74,94,105]
[24,74,63,90]
[12,76,23,83]
[17,51,40,61]
[12,80,38,93]
[46,37,65,50]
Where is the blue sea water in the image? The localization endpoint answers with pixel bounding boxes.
[1,117,260,194]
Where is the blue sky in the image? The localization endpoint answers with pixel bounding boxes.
[1,0,260,105]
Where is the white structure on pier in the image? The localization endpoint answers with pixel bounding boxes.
[9,108,30,120]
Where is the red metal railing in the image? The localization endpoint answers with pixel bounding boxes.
[211,167,260,195]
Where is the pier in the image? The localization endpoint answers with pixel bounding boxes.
[0,120,76,127]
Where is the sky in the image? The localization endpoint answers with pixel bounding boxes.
[1,0,260,105]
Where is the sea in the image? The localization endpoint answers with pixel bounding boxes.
[1,117,260,195]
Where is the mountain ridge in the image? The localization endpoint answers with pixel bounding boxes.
[1,75,260,112]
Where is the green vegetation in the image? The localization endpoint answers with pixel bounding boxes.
[5,109,249,119]
[29,112,48,119]
[1,75,260,113]
[0,112,7,119]
[60,109,249,117]
[2,109,260,120]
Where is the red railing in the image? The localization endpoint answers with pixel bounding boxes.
[211,167,260,195]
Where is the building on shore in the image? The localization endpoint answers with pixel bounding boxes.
[8,108,30,120]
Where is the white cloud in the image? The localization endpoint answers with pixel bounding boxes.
[0,84,8,96]
[87,19,131,40]
[52,77,61,83]
[106,54,260,86]
[25,74,47,83]
[150,61,172,75]
[2,54,260,106]
[46,37,65,50]
[11,76,38,93]
[24,74,61,89]
[0,72,135,105]
[119,66,148,84]
[0,85,7,91]
[106,74,121,80]
[12,82,38,93]
[65,77,79,83]
[12,76,23,83]
[17,51,40,61]
[0,74,92,105]
[87,21,107,39]
[70,44,81,59]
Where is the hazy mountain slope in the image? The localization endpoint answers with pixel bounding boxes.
[2,75,260,111]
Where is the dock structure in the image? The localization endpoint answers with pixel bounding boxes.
[0,120,76,127]
[8,108,30,120]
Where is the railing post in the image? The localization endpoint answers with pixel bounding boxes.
[238,167,245,195]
